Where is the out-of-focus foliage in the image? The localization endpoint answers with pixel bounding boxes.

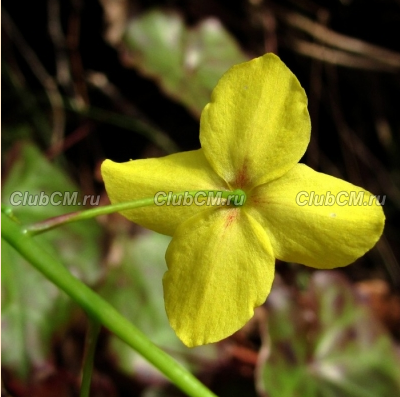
[1,143,104,377]
[122,9,248,116]
[257,272,400,397]
[99,231,217,377]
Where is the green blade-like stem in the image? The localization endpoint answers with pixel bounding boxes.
[80,319,101,397]
[24,189,244,235]
[2,212,217,397]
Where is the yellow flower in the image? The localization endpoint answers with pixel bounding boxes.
[101,54,385,347]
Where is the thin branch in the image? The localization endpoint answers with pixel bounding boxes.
[48,0,72,88]
[67,0,90,107]
[277,8,400,69]
[285,38,398,72]
[23,190,235,235]
[2,8,66,145]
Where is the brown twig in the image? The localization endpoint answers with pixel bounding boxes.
[285,38,398,72]
[67,0,90,108]
[48,0,72,89]
[326,65,400,206]
[277,8,400,70]
[326,65,363,186]
[46,122,94,160]
[306,9,330,170]
[3,9,66,145]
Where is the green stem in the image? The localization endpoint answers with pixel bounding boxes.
[1,212,217,397]
[25,197,158,235]
[80,319,101,397]
[24,190,244,235]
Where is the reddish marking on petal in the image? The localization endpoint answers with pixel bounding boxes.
[234,160,249,188]
[250,196,268,206]
[224,209,239,229]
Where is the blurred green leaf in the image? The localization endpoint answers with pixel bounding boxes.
[123,9,248,116]
[99,231,217,377]
[1,142,104,377]
[2,142,103,283]
[257,272,400,397]
[1,240,72,378]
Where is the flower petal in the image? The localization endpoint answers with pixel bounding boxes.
[248,164,385,269]
[200,53,311,189]
[163,207,275,347]
[101,149,228,236]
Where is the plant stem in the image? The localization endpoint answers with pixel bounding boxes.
[2,212,217,397]
[80,319,101,397]
[24,197,157,235]
[24,190,240,235]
